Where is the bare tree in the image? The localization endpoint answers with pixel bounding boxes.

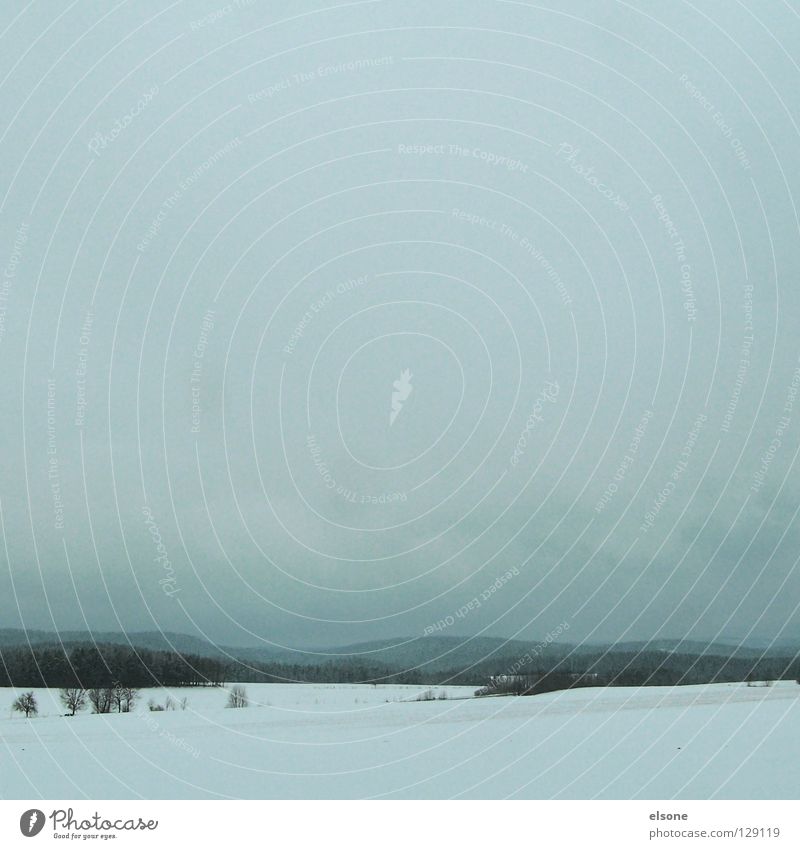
[12,691,38,718]
[60,687,87,716]
[226,685,248,708]
[120,685,138,713]
[88,687,114,714]
[109,682,138,713]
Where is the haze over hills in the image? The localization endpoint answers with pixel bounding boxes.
[0,629,238,660]
[1,629,797,674]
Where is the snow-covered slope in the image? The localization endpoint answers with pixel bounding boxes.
[1,682,797,799]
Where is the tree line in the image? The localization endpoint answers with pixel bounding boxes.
[12,683,139,719]
[469,649,800,696]
[2,640,799,692]
[0,641,445,689]
[0,642,228,688]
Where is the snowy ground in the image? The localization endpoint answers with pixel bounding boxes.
[1,681,798,799]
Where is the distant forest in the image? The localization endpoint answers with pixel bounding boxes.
[1,640,799,692]
[0,643,228,688]
[0,642,439,689]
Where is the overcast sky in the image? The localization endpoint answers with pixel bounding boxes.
[1,0,799,651]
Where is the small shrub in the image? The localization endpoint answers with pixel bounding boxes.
[226,685,248,708]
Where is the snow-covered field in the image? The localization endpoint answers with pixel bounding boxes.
[1,682,798,799]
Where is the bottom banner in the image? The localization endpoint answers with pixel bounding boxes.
[0,800,795,848]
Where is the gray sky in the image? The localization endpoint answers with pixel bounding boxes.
[1,0,799,651]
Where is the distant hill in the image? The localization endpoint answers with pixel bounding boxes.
[0,629,797,674]
[569,639,789,660]
[247,636,565,673]
[265,635,800,671]
[0,629,243,660]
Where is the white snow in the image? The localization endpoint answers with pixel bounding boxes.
[1,681,798,799]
